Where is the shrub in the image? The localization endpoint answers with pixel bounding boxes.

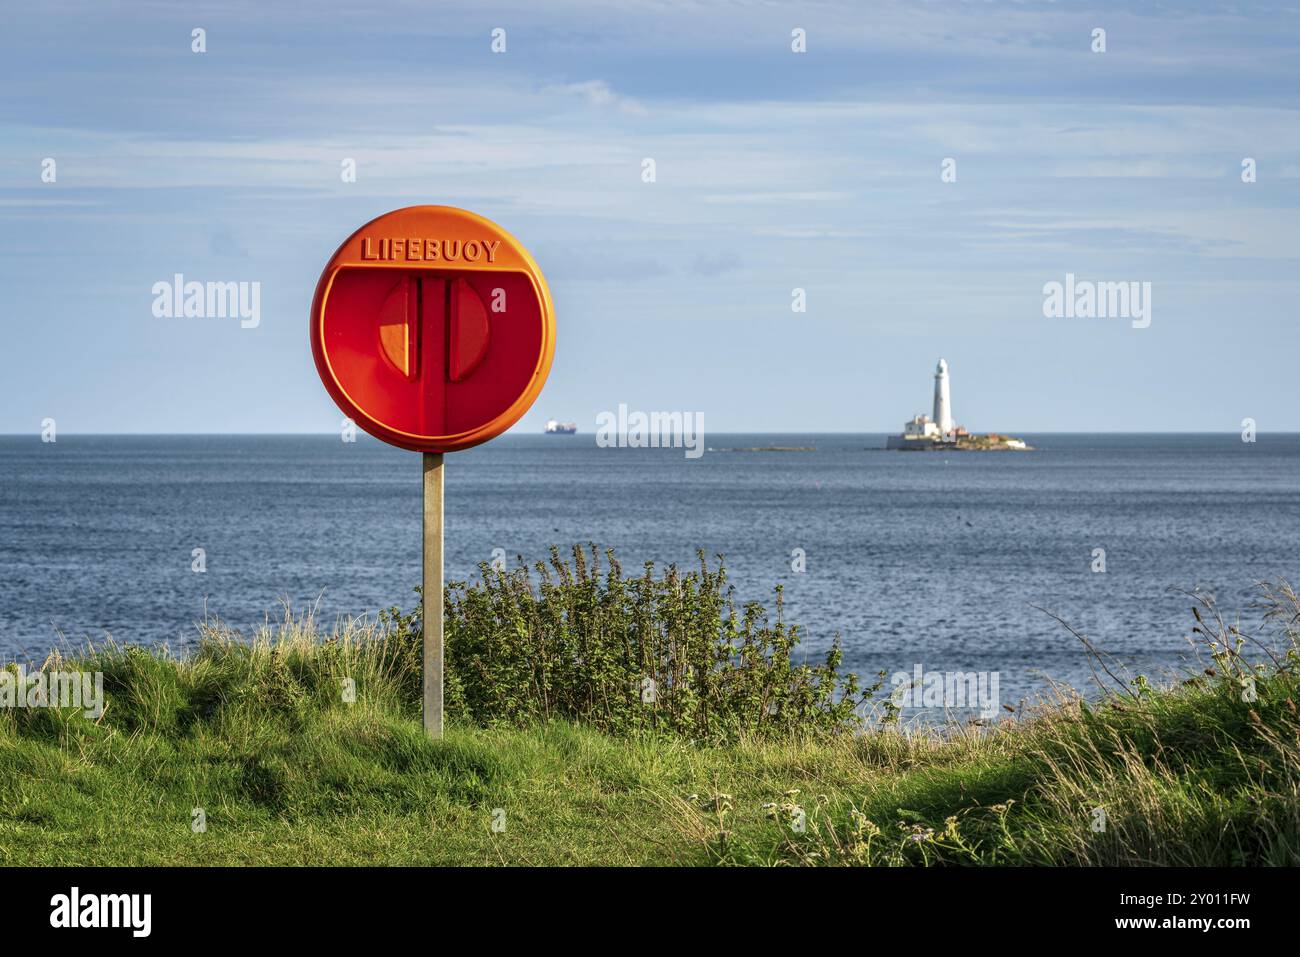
[382,545,870,741]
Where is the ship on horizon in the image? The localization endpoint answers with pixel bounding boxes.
[886,359,1031,451]
[544,419,577,435]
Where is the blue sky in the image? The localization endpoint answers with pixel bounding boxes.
[2,0,1298,433]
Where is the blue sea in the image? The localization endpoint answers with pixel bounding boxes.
[2,433,1297,712]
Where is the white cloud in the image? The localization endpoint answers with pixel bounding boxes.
[542,80,646,115]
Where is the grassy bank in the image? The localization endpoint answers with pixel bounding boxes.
[2,551,1298,866]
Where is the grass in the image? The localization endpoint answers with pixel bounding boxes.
[2,552,1298,866]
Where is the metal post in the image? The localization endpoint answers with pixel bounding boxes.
[422,452,444,737]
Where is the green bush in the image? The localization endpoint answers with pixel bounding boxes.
[382,545,871,741]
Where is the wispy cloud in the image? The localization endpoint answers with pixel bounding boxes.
[542,79,647,114]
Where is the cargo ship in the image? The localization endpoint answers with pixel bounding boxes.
[544,419,577,435]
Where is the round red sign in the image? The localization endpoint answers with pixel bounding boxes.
[310,205,556,452]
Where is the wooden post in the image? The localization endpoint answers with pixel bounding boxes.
[422,452,444,738]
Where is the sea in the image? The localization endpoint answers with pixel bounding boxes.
[2,433,1297,715]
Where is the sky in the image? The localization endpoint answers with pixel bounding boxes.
[2,0,1298,434]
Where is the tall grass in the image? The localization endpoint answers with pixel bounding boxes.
[695,580,1300,865]
[2,552,1298,865]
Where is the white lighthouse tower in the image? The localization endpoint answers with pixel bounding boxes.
[933,358,953,436]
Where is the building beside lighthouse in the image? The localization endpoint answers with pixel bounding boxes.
[887,359,1030,451]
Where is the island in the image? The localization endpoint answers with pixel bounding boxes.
[885,359,1033,451]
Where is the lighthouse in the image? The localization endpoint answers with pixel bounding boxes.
[933,358,953,436]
